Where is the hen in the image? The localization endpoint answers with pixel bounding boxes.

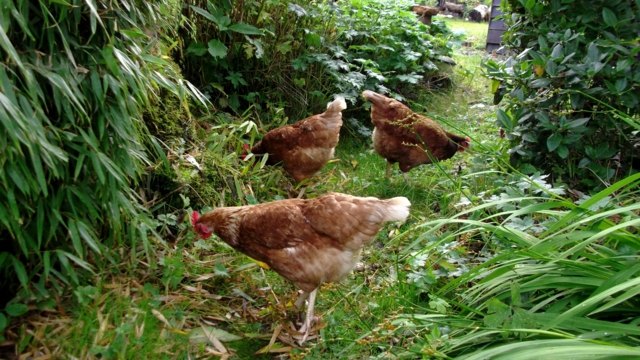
[249,97,347,182]
[191,192,410,343]
[362,90,470,177]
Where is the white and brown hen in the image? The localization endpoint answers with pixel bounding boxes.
[191,192,410,343]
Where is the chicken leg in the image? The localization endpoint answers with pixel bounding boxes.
[385,162,393,178]
[297,288,318,344]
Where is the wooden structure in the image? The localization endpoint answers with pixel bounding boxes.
[411,5,439,25]
[486,0,506,52]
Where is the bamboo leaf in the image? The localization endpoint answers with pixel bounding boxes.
[11,257,28,287]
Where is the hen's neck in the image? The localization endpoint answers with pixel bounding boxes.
[204,207,243,246]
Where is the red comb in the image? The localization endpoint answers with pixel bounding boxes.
[191,211,200,226]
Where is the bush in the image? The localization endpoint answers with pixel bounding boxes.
[294,0,457,104]
[0,0,198,327]
[485,0,640,190]
[177,0,335,119]
[177,0,458,121]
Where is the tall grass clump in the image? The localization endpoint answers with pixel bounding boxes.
[390,171,640,358]
[0,0,200,330]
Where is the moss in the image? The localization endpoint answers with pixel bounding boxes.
[143,89,197,142]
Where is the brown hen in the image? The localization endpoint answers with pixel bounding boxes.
[192,192,410,343]
[362,90,470,177]
[250,97,347,182]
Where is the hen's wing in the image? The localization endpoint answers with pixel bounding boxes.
[235,200,316,252]
[301,193,409,250]
[412,115,452,149]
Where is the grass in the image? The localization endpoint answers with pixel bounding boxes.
[9,16,640,360]
[439,17,489,50]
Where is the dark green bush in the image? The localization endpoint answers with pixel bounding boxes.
[177,0,457,121]
[486,0,640,189]
[177,0,335,119]
[0,0,197,326]
[295,0,457,103]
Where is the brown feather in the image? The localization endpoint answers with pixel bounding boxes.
[193,193,410,292]
[362,90,470,173]
[250,97,347,182]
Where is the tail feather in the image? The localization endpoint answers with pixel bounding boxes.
[325,96,347,115]
[382,197,411,222]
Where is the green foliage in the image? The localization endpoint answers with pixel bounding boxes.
[485,0,640,190]
[179,0,335,118]
[296,0,458,103]
[178,0,458,120]
[0,0,200,325]
[394,172,640,357]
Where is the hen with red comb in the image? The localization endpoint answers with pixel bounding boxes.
[191,192,411,343]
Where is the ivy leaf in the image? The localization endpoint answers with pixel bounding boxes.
[207,39,228,59]
[547,133,562,151]
[226,72,247,89]
[276,41,292,55]
[484,298,511,328]
[602,8,617,28]
[228,23,263,36]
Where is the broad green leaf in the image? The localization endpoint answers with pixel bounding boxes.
[546,133,562,151]
[207,39,228,59]
[530,78,551,88]
[550,44,564,59]
[615,77,627,93]
[228,23,263,35]
[602,8,617,27]
[5,303,28,317]
[566,117,589,128]
[557,145,569,158]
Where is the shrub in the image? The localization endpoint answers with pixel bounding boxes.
[485,0,640,190]
[294,0,457,103]
[0,0,198,328]
[177,0,458,122]
[177,0,336,119]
